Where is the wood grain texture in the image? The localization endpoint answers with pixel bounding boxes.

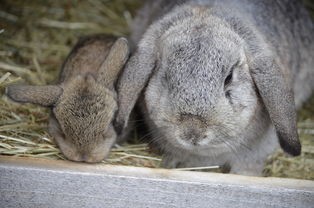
[0,156,313,208]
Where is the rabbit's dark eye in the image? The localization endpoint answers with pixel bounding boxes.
[224,64,236,100]
[224,71,233,87]
[224,60,239,88]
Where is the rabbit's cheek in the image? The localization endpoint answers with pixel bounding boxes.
[85,139,114,163]
[48,114,78,159]
[54,135,82,162]
[224,80,258,125]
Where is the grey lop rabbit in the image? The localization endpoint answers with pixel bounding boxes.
[115,0,314,175]
[6,35,129,163]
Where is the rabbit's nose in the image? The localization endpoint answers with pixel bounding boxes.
[183,129,206,145]
[185,129,199,139]
[80,153,104,163]
[65,154,85,162]
[70,153,90,162]
[81,154,88,162]
[191,137,200,145]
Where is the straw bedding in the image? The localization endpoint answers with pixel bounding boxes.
[0,0,313,179]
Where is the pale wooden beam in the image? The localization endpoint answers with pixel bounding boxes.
[0,156,313,208]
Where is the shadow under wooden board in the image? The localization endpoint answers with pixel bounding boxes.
[0,156,313,208]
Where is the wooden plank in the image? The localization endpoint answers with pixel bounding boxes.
[0,156,313,208]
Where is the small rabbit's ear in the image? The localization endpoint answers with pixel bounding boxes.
[97,37,130,87]
[251,57,301,156]
[6,85,63,107]
[114,42,157,134]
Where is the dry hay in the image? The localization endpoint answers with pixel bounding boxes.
[0,0,162,169]
[0,0,313,179]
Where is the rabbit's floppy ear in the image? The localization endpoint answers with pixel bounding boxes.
[97,37,130,87]
[6,85,63,107]
[114,40,158,134]
[114,10,189,133]
[250,57,301,156]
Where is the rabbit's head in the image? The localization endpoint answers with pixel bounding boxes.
[6,36,129,162]
[147,38,258,151]
[139,20,264,155]
[116,6,301,156]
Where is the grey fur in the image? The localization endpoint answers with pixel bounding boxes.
[6,35,130,163]
[116,0,313,175]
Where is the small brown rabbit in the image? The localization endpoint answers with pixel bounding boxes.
[6,35,129,163]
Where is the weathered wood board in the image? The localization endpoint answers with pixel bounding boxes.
[0,156,313,208]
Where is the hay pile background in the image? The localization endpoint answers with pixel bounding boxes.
[0,0,313,179]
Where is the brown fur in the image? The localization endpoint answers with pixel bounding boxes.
[6,35,130,163]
